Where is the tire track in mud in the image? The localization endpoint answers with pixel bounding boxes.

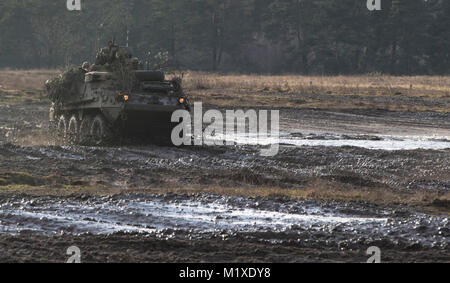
[0,194,448,251]
[1,140,449,194]
[0,104,449,262]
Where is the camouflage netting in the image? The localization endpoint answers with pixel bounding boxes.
[91,44,139,92]
[111,48,139,93]
[46,66,85,103]
[46,43,166,103]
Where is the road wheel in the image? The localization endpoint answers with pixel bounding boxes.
[48,121,57,140]
[79,115,93,145]
[90,114,112,146]
[56,115,68,144]
[67,115,79,145]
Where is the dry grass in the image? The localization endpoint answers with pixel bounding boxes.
[0,69,60,90]
[181,72,450,112]
[1,69,449,113]
[1,182,448,214]
[143,182,450,214]
[183,72,450,96]
[0,69,60,104]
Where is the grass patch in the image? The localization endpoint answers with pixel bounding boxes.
[1,181,448,214]
[182,72,450,98]
[177,72,450,112]
[139,184,450,214]
[2,69,449,112]
[0,69,59,105]
[0,172,46,186]
[0,184,119,196]
[0,171,88,189]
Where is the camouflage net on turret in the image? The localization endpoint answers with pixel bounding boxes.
[91,44,139,92]
[46,66,85,103]
[111,48,139,93]
[45,44,163,103]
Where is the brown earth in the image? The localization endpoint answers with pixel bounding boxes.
[1,234,448,263]
[0,71,449,263]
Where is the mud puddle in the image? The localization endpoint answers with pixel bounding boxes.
[0,194,448,249]
[207,132,450,151]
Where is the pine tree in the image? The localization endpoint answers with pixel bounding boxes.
[0,0,446,74]
[428,0,450,74]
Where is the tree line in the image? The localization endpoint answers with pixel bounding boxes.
[0,0,449,75]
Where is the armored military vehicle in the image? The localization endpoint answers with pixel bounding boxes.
[46,43,190,145]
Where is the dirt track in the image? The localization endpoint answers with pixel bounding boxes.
[1,234,448,263]
[0,102,449,263]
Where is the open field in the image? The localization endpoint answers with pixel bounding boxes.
[183,72,450,112]
[1,69,450,112]
[0,70,449,262]
[0,69,57,104]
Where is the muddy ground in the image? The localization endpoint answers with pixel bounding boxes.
[0,102,449,263]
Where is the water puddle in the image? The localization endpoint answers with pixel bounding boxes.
[0,195,447,248]
[207,133,450,151]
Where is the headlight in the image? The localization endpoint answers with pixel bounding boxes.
[118,93,129,102]
[179,97,185,104]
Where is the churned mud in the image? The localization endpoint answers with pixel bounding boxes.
[0,103,449,262]
[0,194,448,246]
[0,193,448,263]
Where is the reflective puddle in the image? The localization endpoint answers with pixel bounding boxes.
[0,195,447,249]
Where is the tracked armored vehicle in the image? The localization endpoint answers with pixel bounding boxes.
[46,44,189,145]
